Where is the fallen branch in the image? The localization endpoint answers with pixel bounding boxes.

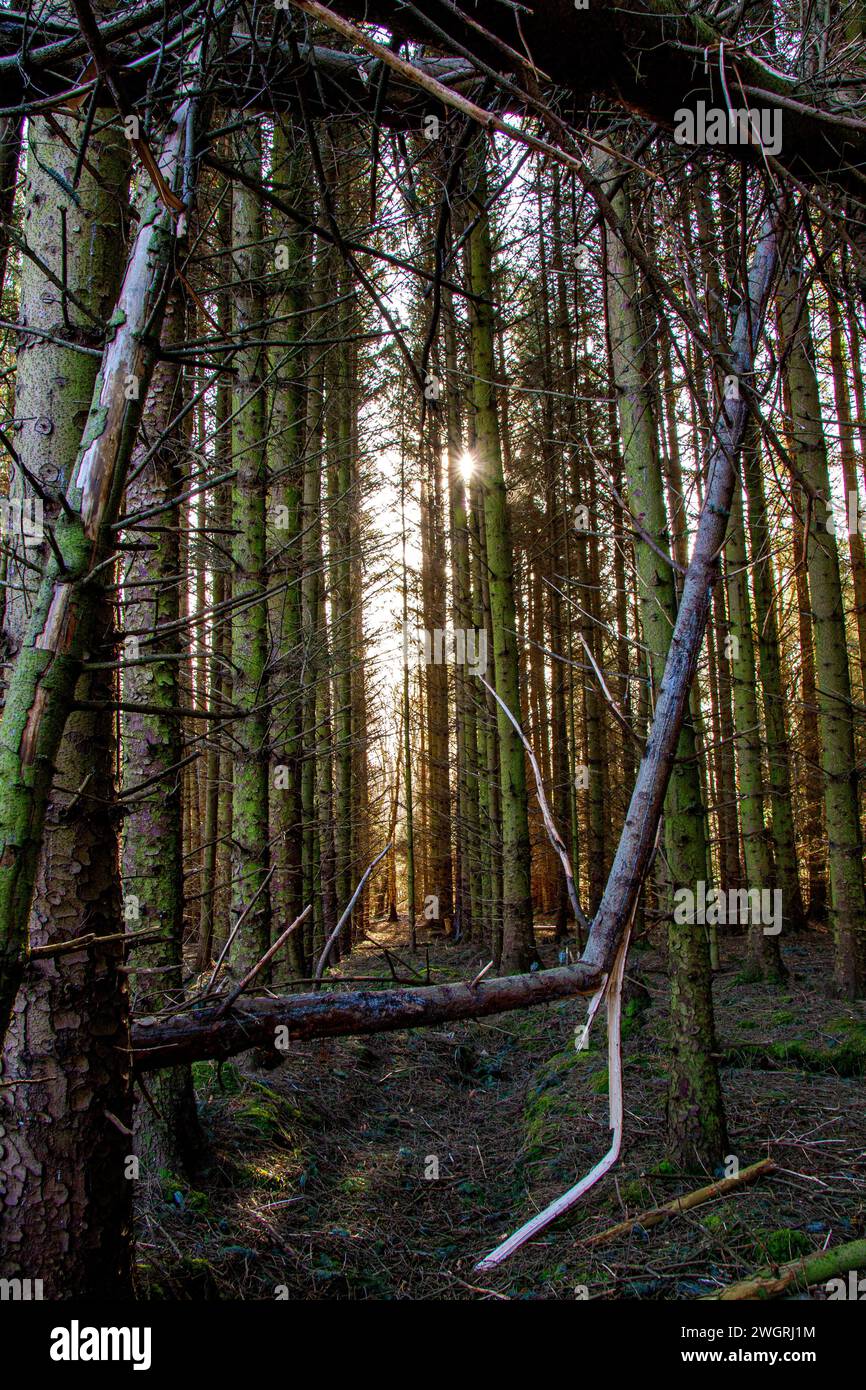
[214,906,311,1017]
[707,1238,866,1300]
[478,674,590,938]
[475,914,634,1271]
[314,844,392,983]
[586,1158,776,1249]
[131,957,603,1070]
[206,864,277,994]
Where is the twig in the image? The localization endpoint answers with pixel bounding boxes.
[467,961,494,989]
[104,1108,134,1137]
[478,674,590,936]
[576,632,646,751]
[214,906,311,1017]
[207,865,277,993]
[28,926,168,959]
[314,844,393,984]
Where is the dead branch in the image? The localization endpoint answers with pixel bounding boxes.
[314,844,393,983]
[478,674,590,938]
[586,1158,776,1249]
[131,957,603,1070]
[707,1238,866,1300]
[214,906,312,1017]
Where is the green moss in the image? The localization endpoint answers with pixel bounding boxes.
[78,398,109,452]
[192,1060,243,1095]
[621,995,649,1041]
[158,1168,184,1202]
[701,1201,737,1234]
[106,307,127,342]
[653,1159,678,1176]
[339,1173,368,1194]
[722,1038,866,1077]
[524,1091,559,1164]
[590,1066,610,1095]
[135,1263,167,1299]
[618,1179,652,1208]
[521,1045,609,1166]
[830,1017,866,1043]
[753,1228,813,1263]
[235,1096,281,1138]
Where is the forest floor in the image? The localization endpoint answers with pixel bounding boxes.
[135,921,866,1300]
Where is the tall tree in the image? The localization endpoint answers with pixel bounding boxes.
[601,155,727,1167]
[228,121,272,976]
[777,243,866,998]
[0,107,133,1296]
[122,284,200,1171]
[464,140,536,972]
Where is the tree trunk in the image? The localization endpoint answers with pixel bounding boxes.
[724,464,785,981]
[0,108,134,1297]
[121,284,201,1173]
[602,155,726,1167]
[777,250,866,998]
[464,140,536,972]
[228,121,272,976]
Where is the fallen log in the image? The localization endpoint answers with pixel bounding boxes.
[131,960,602,1070]
[586,1158,776,1249]
[707,1238,866,1300]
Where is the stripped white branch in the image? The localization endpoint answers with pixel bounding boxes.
[475,912,634,1271]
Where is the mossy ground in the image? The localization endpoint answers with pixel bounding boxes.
[135,924,866,1299]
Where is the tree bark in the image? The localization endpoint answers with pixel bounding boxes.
[228,119,272,977]
[776,246,866,998]
[0,106,135,1296]
[464,139,536,972]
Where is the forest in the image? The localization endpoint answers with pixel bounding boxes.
[0,0,865,1326]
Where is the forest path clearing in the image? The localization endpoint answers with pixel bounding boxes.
[135,926,866,1299]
